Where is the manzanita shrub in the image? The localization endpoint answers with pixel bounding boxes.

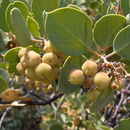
[0,0,130,129]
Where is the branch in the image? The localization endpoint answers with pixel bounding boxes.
[121,89,130,95]
[0,108,11,128]
[105,51,117,59]
[112,92,124,118]
[112,83,130,118]
[0,94,64,107]
[28,91,46,102]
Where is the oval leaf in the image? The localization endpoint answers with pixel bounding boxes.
[115,118,130,130]
[46,7,93,56]
[10,8,33,46]
[32,0,59,34]
[0,76,8,93]
[5,1,30,32]
[0,30,9,54]
[58,56,86,94]
[27,16,40,38]
[4,47,22,75]
[0,0,10,32]
[94,14,126,48]
[90,87,113,112]
[113,25,130,60]
[0,68,9,81]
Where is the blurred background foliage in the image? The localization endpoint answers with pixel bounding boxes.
[0,0,130,130]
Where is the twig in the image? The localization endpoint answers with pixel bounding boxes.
[32,39,43,43]
[112,83,130,118]
[121,89,130,95]
[116,0,121,14]
[0,108,11,128]
[0,94,64,106]
[54,95,66,119]
[105,51,117,59]
[28,91,46,102]
[87,47,101,57]
[112,92,124,118]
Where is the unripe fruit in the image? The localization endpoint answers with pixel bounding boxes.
[82,60,98,76]
[86,90,100,103]
[0,89,20,102]
[26,51,41,67]
[43,40,59,54]
[25,68,38,81]
[20,51,41,68]
[49,67,60,80]
[34,81,42,88]
[42,52,58,66]
[94,72,111,90]
[20,55,28,68]
[25,79,34,89]
[35,63,52,82]
[68,69,85,85]
[16,63,25,75]
[18,48,28,58]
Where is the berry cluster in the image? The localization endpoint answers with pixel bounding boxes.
[69,60,125,91]
[16,41,62,87]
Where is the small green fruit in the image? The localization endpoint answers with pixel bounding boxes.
[26,51,41,67]
[20,55,28,68]
[16,63,25,75]
[82,60,98,76]
[43,40,59,54]
[68,69,85,85]
[86,90,100,103]
[42,52,58,67]
[94,72,111,90]
[20,51,41,68]
[35,63,52,82]
[49,67,60,80]
[25,68,38,81]
[18,48,28,58]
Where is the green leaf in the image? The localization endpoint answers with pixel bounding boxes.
[0,29,9,54]
[10,8,33,46]
[4,47,22,75]
[113,25,130,60]
[27,16,40,38]
[58,56,86,94]
[32,0,59,34]
[0,68,9,81]
[0,0,10,32]
[0,76,8,93]
[46,7,93,56]
[5,1,30,32]
[115,118,130,130]
[94,14,126,48]
[101,126,111,130]
[120,0,130,16]
[49,123,63,130]
[90,87,113,112]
